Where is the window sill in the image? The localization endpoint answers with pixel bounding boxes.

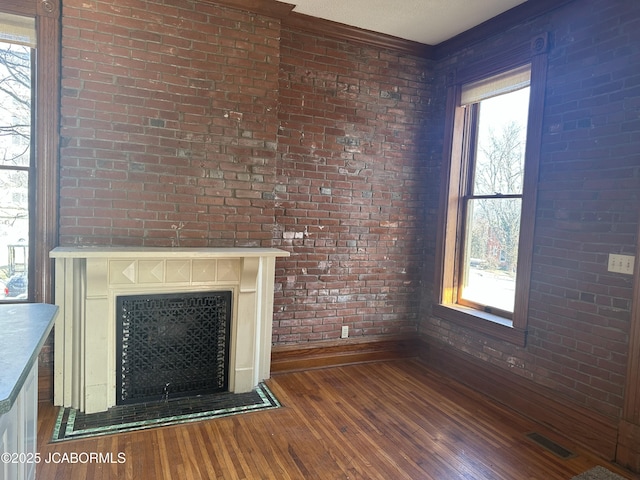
[432,303,527,346]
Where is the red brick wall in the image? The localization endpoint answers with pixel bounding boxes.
[272,28,432,342]
[421,0,639,419]
[59,0,281,247]
[58,1,431,346]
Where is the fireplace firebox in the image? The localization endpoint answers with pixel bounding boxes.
[116,291,232,404]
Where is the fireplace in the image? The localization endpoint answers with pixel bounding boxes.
[116,291,232,404]
[50,247,289,414]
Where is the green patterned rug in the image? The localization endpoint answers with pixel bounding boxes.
[51,383,280,442]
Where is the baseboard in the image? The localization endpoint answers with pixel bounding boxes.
[616,420,640,472]
[38,361,53,403]
[417,337,619,461]
[270,335,420,374]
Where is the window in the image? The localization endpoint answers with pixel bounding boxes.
[434,36,548,346]
[458,66,530,317]
[0,2,60,303]
[0,31,32,301]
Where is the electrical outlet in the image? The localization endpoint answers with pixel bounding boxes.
[607,254,635,275]
[341,325,349,338]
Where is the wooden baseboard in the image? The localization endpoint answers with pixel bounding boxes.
[617,420,640,472]
[417,337,618,461]
[270,335,420,374]
[38,361,53,403]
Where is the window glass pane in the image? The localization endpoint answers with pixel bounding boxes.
[461,197,521,313]
[0,42,31,168]
[0,39,31,301]
[0,169,29,300]
[472,87,529,196]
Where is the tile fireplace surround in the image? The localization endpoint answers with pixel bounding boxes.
[50,247,289,414]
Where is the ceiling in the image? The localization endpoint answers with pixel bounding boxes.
[288,0,528,45]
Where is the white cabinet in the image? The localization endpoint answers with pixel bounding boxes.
[0,303,57,480]
[0,362,38,480]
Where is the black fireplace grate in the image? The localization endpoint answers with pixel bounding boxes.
[116,291,232,405]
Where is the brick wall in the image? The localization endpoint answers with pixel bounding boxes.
[272,28,432,342]
[59,0,281,248]
[58,1,432,347]
[421,0,640,418]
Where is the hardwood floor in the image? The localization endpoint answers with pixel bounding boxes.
[36,360,636,479]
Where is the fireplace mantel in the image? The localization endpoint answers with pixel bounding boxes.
[50,246,289,414]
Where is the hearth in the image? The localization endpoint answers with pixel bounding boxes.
[50,247,289,414]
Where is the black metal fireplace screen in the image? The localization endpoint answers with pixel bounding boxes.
[116,291,232,405]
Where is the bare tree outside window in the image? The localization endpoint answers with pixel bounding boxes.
[0,44,31,166]
[473,120,526,272]
[0,41,31,299]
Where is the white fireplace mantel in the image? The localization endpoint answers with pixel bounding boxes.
[50,246,289,414]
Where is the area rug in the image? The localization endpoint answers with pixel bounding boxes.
[571,466,629,480]
[51,383,281,442]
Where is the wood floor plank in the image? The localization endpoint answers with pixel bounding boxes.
[35,359,636,479]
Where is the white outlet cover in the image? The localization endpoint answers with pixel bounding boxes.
[608,254,635,275]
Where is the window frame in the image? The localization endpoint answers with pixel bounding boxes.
[0,0,60,303]
[433,34,549,346]
[456,98,526,318]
